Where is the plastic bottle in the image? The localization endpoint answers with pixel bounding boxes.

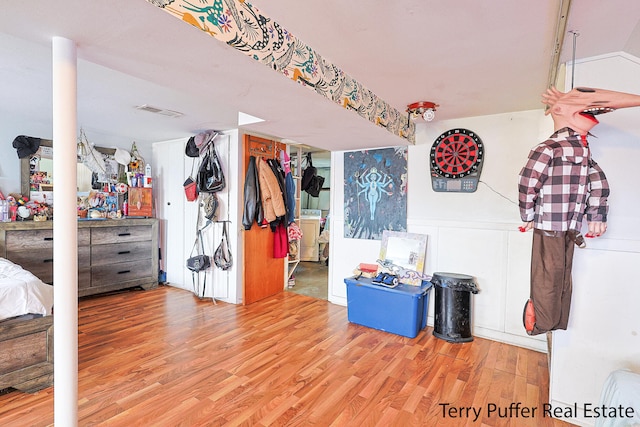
[143,163,152,188]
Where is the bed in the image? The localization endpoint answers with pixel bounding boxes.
[0,257,54,393]
[596,369,640,427]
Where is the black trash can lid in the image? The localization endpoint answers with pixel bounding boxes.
[432,272,479,293]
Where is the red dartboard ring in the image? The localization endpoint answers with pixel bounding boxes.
[430,128,484,179]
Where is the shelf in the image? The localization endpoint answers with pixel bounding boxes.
[285,144,303,283]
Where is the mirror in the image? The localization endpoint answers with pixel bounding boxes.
[20,138,124,204]
[378,230,428,285]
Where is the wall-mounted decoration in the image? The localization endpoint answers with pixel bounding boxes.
[430,128,484,192]
[147,0,414,143]
[344,147,407,240]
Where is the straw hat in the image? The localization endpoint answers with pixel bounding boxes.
[114,148,131,165]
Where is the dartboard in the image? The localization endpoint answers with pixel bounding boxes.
[430,128,484,192]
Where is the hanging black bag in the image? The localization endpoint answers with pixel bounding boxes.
[214,222,233,271]
[306,174,325,197]
[186,251,210,273]
[187,228,210,299]
[187,229,211,273]
[197,144,225,193]
[301,153,317,191]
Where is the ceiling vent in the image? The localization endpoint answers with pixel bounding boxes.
[135,104,184,118]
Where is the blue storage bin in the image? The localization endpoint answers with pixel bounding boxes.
[344,277,432,338]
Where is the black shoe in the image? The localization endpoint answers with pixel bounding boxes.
[372,272,399,288]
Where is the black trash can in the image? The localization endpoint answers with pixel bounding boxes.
[432,272,479,343]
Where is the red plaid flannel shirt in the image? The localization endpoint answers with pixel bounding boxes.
[518,127,609,232]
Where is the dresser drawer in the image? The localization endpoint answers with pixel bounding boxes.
[6,250,54,284]
[91,241,151,266]
[7,246,90,285]
[91,226,153,245]
[91,259,153,288]
[5,228,90,250]
[5,229,53,250]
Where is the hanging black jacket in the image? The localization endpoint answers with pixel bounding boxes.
[242,156,263,229]
[266,158,288,231]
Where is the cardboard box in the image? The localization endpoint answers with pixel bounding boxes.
[344,277,432,338]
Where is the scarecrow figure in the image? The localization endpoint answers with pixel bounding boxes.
[519,86,640,335]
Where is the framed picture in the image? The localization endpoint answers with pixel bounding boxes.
[378,231,428,286]
[343,147,408,240]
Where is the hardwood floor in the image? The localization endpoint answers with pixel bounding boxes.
[0,285,575,426]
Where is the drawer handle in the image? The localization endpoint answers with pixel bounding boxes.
[118,251,131,255]
[44,259,54,263]
[117,270,131,274]
[118,232,131,237]
[44,237,53,241]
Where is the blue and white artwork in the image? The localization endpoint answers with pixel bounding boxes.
[344,147,408,240]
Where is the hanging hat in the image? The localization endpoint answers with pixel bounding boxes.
[194,132,208,150]
[185,136,199,157]
[114,148,131,165]
[12,135,41,159]
[196,130,218,154]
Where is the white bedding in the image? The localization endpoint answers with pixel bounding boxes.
[0,257,53,321]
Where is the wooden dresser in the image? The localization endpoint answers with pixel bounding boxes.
[0,218,158,297]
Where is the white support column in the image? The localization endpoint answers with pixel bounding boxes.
[52,36,78,426]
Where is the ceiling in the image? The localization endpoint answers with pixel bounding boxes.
[1,0,640,154]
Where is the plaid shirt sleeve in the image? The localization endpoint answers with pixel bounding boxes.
[585,158,609,222]
[518,144,552,222]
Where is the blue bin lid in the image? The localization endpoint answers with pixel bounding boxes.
[345,277,432,296]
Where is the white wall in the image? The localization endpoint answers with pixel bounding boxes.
[328,109,550,351]
[547,52,640,427]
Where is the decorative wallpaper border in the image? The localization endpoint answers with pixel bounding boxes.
[147,0,415,143]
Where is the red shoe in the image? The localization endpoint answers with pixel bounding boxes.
[523,299,536,335]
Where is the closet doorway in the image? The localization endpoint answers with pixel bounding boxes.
[287,148,331,301]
